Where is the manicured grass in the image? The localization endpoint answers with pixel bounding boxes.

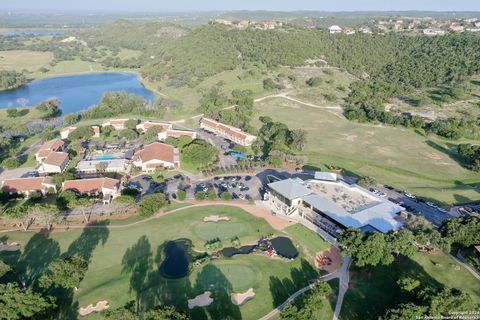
[255,98,480,204]
[0,107,45,128]
[284,224,330,260]
[0,205,328,320]
[340,252,480,320]
[0,50,53,73]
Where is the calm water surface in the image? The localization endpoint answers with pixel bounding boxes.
[0,72,154,114]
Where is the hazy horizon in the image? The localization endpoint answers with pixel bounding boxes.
[2,0,480,13]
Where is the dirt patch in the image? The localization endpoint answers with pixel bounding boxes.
[0,242,20,252]
[188,291,213,309]
[426,152,442,160]
[203,215,230,223]
[231,288,255,306]
[341,133,357,142]
[315,247,342,274]
[78,300,109,316]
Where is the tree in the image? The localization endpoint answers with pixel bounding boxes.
[0,260,11,278]
[102,125,115,137]
[144,126,163,144]
[397,277,420,293]
[354,232,394,267]
[103,300,138,320]
[39,255,88,289]
[125,119,139,130]
[388,229,416,257]
[181,139,218,168]
[64,114,79,125]
[306,77,322,87]
[220,192,232,201]
[440,216,480,248]
[289,129,307,151]
[194,192,205,201]
[144,305,190,320]
[0,282,55,320]
[382,303,426,320]
[35,98,61,118]
[137,193,168,216]
[2,158,21,169]
[357,176,376,188]
[177,189,186,201]
[69,126,94,140]
[263,78,278,90]
[207,189,217,201]
[6,108,19,118]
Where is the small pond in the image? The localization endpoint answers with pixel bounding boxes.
[222,245,256,258]
[271,237,298,259]
[160,239,194,279]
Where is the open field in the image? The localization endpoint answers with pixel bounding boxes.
[0,50,53,73]
[340,251,480,320]
[0,106,44,128]
[0,205,330,320]
[254,97,480,204]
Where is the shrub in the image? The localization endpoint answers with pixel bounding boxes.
[177,189,186,201]
[194,192,205,201]
[220,192,232,201]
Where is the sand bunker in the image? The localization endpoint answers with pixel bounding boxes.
[188,291,213,309]
[231,288,255,306]
[0,242,20,252]
[78,300,109,316]
[315,247,342,274]
[203,215,230,223]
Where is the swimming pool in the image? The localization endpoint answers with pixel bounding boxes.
[228,151,247,159]
[95,154,115,160]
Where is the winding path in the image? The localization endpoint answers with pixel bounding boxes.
[254,91,342,110]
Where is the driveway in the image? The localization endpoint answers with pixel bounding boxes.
[0,167,38,181]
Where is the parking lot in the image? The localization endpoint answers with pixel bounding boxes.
[374,185,454,227]
[192,174,263,201]
[197,130,239,168]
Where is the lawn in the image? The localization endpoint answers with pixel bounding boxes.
[340,251,480,320]
[284,224,330,261]
[0,50,53,73]
[0,205,330,320]
[0,107,45,128]
[254,98,480,205]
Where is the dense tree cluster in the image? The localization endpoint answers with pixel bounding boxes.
[137,193,168,217]
[39,256,88,289]
[440,216,480,248]
[339,228,417,267]
[180,139,218,168]
[252,116,307,160]
[0,70,28,90]
[281,281,332,320]
[35,98,61,118]
[457,143,480,171]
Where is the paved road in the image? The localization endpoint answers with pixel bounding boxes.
[375,185,453,227]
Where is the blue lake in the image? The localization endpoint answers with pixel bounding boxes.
[0,72,154,114]
[2,31,65,37]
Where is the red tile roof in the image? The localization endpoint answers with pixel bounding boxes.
[44,152,69,166]
[39,139,64,152]
[166,129,195,138]
[201,118,255,141]
[63,178,119,194]
[37,149,52,158]
[2,177,54,193]
[143,122,172,131]
[133,142,175,164]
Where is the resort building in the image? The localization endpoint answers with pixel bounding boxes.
[60,126,77,139]
[63,177,121,203]
[132,142,179,171]
[76,159,129,174]
[264,178,403,235]
[136,120,172,133]
[35,139,65,162]
[158,129,197,141]
[1,177,56,196]
[200,118,257,146]
[37,152,70,174]
[101,119,130,130]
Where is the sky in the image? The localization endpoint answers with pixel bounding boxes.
[2,0,480,12]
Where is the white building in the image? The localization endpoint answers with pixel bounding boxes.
[102,119,130,130]
[423,29,446,36]
[158,129,197,141]
[76,159,129,174]
[264,178,403,234]
[37,152,70,174]
[1,177,56,196]
[328,25,342,34]
[136,121,172,133]
[63,177,121,203]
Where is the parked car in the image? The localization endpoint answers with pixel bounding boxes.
[404,193,416,199]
